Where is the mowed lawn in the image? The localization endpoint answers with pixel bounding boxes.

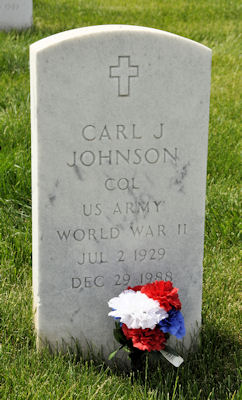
[0,1,241,399]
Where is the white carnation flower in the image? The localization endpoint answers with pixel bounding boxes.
[108,290,168,329]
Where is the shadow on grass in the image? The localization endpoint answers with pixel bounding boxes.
[58,323,240,399]
[137,324,240,399]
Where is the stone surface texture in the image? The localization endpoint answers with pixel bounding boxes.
[0,0,32,30]
[30,25,212,358]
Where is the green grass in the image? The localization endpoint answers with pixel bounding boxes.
[0,0,241,398]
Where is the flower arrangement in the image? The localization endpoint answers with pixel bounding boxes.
[108,280,185,369]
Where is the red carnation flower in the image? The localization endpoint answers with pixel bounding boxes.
[122,324,166,352]
[127,285,143,292]
[140,280,181,311]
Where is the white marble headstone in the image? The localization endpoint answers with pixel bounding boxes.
[0,0,32,31]
[30,25,211,358]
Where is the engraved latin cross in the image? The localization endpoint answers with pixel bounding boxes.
[109,56,139,97]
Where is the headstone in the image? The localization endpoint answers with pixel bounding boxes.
[30,25,211,358]
[0,0,32,31]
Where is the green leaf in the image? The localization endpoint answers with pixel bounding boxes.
[123,346,131,353]
[108,349,120,360]
[113,324,127,345]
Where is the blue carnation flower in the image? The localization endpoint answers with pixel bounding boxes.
[158,308,185,339]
